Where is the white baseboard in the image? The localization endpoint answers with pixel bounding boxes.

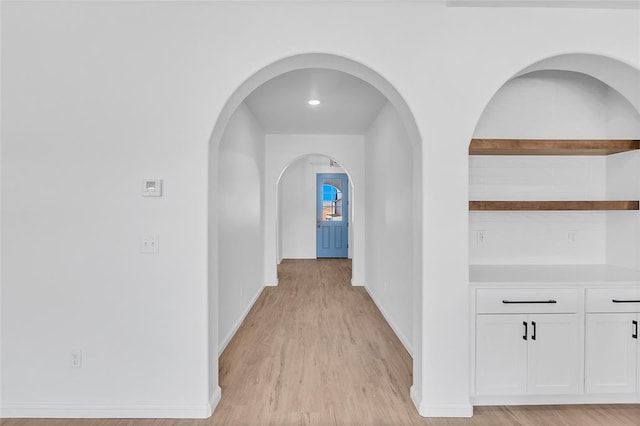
[0,402,214,419]
[410,386,422,415]
[364,285,412,357]
[419,403,474,418]
[265,279,278,287]
[351,279,364,286]
[208,386,222,417]
[471,393,640,406]
[280,255,315,259]
[410,386,473,418]
[219,285,265,355]
[0,385,222,419]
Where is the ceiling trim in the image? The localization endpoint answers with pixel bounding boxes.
[2,0,441,3]
[446,0,640,8]
[6,0,639,6]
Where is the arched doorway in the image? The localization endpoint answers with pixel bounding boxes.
[208,54,424,415]
[276,154,357,266]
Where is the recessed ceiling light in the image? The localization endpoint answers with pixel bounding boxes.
[308,99,321,106]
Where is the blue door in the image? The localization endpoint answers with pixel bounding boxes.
[316,173,348,258]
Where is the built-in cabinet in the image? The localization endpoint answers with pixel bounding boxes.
[471,267,640,405]
[476,313,580,396]
[585,288,640,394]
[585,313,637,394]
[475,287,580,398]
[475,314,528,396]
[469,139,640,406]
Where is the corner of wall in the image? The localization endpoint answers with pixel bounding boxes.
[411,387,473,418]
[364,285,413,357]
[219,285,265,356]
[208,386,222,418]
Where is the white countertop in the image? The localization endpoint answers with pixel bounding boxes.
[470,264,640,285]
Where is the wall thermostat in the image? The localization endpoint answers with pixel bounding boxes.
[142,179,163,197]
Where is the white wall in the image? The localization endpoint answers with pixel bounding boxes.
[279,155,353,260]
[474,70,640,139]
[2,0,640,419]
[265,135,365,285]
[605,85,640,269]
[606,150,640,269]
[217,102,265,353]
[469,154,609,265]
[2,2,213,418]
[471,71,640,266]
[364,102,414,354]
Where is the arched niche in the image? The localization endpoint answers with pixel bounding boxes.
[470,53,640,266]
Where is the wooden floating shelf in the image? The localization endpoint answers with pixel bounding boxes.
[469,201,640,211]
[469,139,640,156]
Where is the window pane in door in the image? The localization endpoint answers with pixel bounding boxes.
[322,181,343,222]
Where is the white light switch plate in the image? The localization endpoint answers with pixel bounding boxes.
[70,349,82,369]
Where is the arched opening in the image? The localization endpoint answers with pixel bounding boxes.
[207,54,424,416]
[468,54,640,406]
[276,154,357,265]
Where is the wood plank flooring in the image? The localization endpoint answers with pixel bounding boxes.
[213,258,415,425]
[4,259,640,425]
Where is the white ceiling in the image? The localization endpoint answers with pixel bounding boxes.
[244,69,387,135]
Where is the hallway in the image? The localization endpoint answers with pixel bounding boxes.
[213,258,415,424]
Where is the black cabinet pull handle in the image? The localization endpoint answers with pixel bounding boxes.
[523,321,527,340]
[612,299,640,303]
[633,320,638,339]
[532,321,537,340]
[502,300,557,304]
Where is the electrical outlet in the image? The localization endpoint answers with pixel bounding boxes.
[140,235,159,254]
[70,349,82,369]
[568,230,577,246]
[475,231,487,245]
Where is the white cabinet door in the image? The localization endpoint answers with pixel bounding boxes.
[476,314,528,396]
[527,314,580,395]
[585,313,638,394]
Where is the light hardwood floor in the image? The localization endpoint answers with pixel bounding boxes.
[4,259,640,425]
